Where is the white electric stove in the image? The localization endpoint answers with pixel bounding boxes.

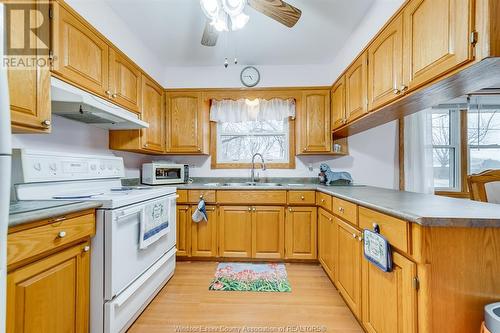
[12,149,177,333]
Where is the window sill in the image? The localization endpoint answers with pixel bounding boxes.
[434,191,470,199]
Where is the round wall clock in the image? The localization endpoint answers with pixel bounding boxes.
[240,66,260,87]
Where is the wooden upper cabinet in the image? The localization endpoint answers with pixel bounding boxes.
[140,75,165,152]
[285,207,317,260]
[108,48,142,113]
[51,2,109,97]
[368,14,403,111]
[299,90,331,153]
[345,52,368,123]
[402,0,474,91]
[7,242,90,333]
[362,252,417,333]
[165,91,208,154]
[252,206,285,259]
[218,206,253,258]
[331,76,346,130]
[335,218,362,319]
[9,1,51,133]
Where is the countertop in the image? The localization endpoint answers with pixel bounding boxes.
[9,201,102,229]
[166,178,500,228]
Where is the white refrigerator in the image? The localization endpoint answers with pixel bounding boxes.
[0,3,11,333]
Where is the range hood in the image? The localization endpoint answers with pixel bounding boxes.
[51,77,149,130]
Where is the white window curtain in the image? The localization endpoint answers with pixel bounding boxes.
[210,98,295,123]
[404,109,435,194]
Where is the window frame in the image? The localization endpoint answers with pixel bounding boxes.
[210,118,296,169]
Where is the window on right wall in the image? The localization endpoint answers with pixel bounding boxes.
[430,95,500,194]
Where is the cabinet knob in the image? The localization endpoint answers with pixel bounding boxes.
[105,90,112,96]
[358,236,363,242]
[400,85,408,92]
[112,93,117,98]
[83,245,90,252]
[57,231,66,238]
[338,207,345,213]
[289,208,292,212]
[41,119,51,128]
[321,199,325,203]
[352,233,357,239]
[253,207,256,211]
[328,217,332,222]
[143,143,149,148]
[199,194,203,199]
[393,88,401,95]
[248,207,252,211]
[300,196,305,200]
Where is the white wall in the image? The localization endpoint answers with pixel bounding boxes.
[11,116,151,178]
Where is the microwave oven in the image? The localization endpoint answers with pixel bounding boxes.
[142,163,189,185]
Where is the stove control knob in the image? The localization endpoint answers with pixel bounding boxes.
[90,164,97,171]
[49,163,57,171]
[100,164,106,170]
[107,164,113,170]
[33,162,42,171]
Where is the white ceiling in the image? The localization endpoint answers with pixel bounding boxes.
[102,0,375,67]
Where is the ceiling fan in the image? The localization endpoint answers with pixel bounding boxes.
[200,0,302,47]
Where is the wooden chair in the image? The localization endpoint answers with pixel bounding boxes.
[467,169,500,203]
[481,321,491,333]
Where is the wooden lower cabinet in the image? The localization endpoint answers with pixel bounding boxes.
[362,252,417,333]
[7,242,91,333]
[252,206,285,259]
[335,218,362,319]
[218,206,253,258]
[318,208,335,279]
[285,207,317,260]
[190,206,218,257]
[176,205,191,257]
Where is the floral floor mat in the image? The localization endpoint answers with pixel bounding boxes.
[209,262,291,292]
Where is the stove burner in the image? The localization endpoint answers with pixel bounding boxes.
[110,186,153,191]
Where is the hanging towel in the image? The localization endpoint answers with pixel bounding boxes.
[192,198,208,223]
[139,200,170,249]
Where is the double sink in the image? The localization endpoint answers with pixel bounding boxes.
[202,182,306,187]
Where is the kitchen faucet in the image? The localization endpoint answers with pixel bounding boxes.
[250,153,266,183]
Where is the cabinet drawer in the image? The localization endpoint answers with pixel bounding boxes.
[333,197,358,225]
[217,191,287,205]
[316,192,332,212]
[359,207,409,253]
[188,190,216,203]
[177,189,188,203]
[288,191,316,205]
[7,213,95,266]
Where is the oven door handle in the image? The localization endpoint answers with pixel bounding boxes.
[115,207,145,221]
[112,249,172,307]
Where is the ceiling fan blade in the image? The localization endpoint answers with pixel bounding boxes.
[201,20,219,47]
[248,0,302,28]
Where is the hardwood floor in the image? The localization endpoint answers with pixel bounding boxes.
[128,261,363,333]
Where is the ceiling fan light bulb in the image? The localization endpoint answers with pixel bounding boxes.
[231,12,249,31]
[211,11,229,32]
[221,0,246,17]
[200,0,220,20]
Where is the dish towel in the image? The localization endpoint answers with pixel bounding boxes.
[327,172,353,185]
[192,198,208,223]
[139,200,170,249]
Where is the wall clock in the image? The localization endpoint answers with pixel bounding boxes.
[240,66,260,87]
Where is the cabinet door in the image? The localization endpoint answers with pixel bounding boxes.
[191,206,218,257]
[51,3,109,97]
[166,92,206,154]
[219,206,252,258]
[141,75,165,153]
[362,252,417,333]
[285,207,317,260]
[336,218,362,319]
[368,14,403,111]
[252,206,285,259]
[6,242,90,333]
[176,205,191,257]
[318,208,335,279]
[403,0,473,91]
[9,1,51,133]
[345,53,368,123]
[299,90,331,153]
[331,77,346,130]
[109,48,142,113]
